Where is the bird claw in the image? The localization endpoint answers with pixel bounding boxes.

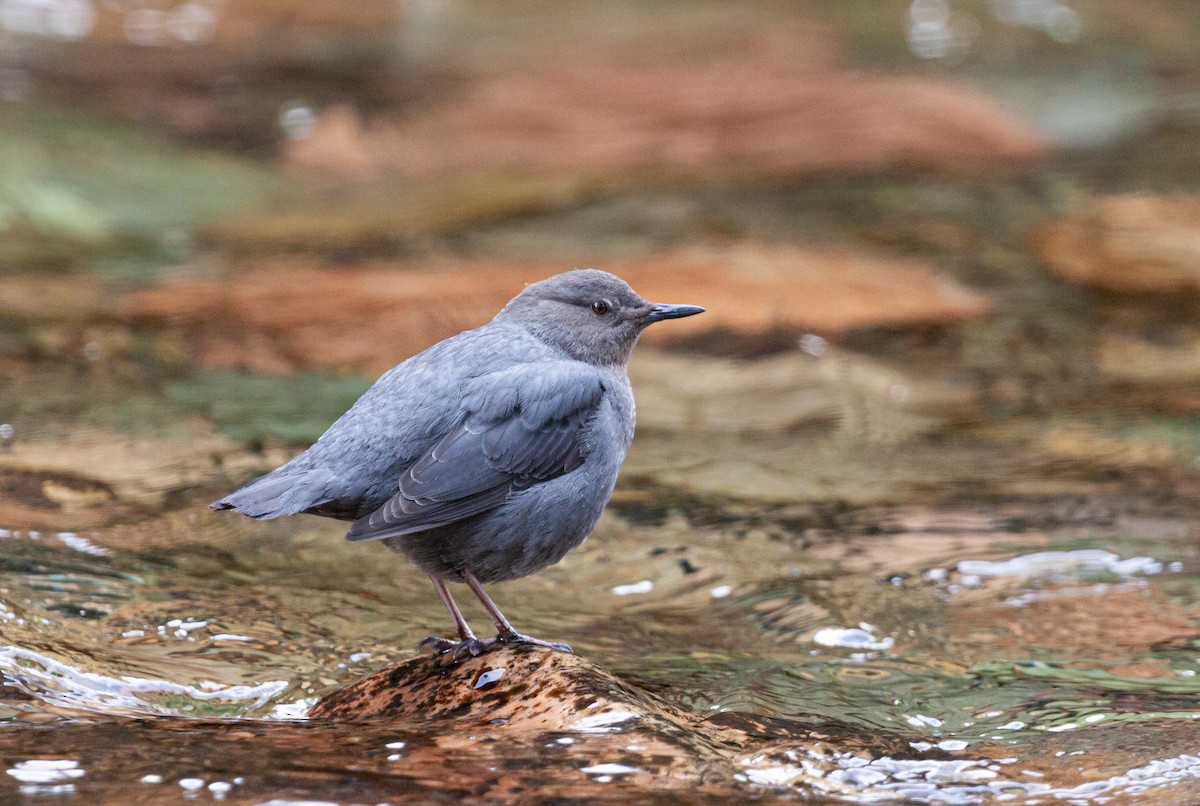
[419,636,494,657]
[420,634,572,656]
[497,632,573,653]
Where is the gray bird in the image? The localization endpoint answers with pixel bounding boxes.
[212,270,703,654]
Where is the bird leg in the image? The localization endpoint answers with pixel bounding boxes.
[422,576,489,656]
[461,569,573,653]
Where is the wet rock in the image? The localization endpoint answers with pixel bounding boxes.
[314,644,714,735]
[284,25,1045,184]
[950,582,1195,662]
[202,174,586,254]
[312,644,757,793]
[1098,333,1200,386]
[626,243,989,337]
[0,426,292,522]
[0,274,112,323]
[1034,416,1194,470]
[1035,193,1200,292]
[122,244,988,375]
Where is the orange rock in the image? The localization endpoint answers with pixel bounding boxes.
[282,25,1045,183]
[950,583,1194,661]
[312,644,711,732]
[121,244,989,375]
[1034,193,1200,292]
[622,243,990,337]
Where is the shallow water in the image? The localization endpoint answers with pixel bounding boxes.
[3,481,1200,802]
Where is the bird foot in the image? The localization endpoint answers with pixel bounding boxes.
[496,632,573,653]
[419,633,572,655]
[419,636,493,657]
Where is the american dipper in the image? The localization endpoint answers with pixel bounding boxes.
[212,270,703,654]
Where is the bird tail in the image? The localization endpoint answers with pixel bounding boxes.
[211,466,337,520]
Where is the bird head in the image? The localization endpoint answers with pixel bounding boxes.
[496,269,705,366]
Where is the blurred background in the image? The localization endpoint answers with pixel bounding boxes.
[3,1,1200,802]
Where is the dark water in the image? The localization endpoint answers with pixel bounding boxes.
[4,1,1200,803]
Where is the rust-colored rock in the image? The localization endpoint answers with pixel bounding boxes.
[283,25,1045,183]
[0,426,289,524]
[948,580,1195,663]
[122,244,988,376]
[0,274,113,323]
[1034,193,1200,292]
[309,644,919,799]
[311,644,765,795]
[314,644,710,737]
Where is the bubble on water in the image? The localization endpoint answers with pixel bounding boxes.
[909,0,950,27]
[0,423,13,440]
[0,646,288,717]
[57,532,108,557]
[581,763,642,776]
[270,696,317,720]
[905,714,944,729]
[140,774,163,784]
[279,102,317,141]
[574,710,637,732]
[0,0,43,34]
[798,333,826,357]
[179,777,205,790]
[1044,4,1081,42]
[210,633,255,642]
[611,579,652,596]
[124,8,166,47]
[710,585,732,598]
[45,0,96,40]
[908,12,978,61]
[813,626,894,652]
[958,549,1162,580]
[1012,0,1057,27]
[168,2,218,43]
[7,759,85,784]
[744,747,1200,800]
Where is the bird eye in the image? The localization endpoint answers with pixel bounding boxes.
[590,300,610,315]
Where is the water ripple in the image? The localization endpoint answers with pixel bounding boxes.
[0,645,289,718]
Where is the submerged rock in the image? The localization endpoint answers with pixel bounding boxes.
[1035,193,1200,292]
[0,426,291,525]
[122,244,988,376]
[284,25,1045,184]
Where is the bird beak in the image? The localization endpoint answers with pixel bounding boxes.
[644,303,706,323]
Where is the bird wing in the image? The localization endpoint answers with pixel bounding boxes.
[345,363,604,542]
